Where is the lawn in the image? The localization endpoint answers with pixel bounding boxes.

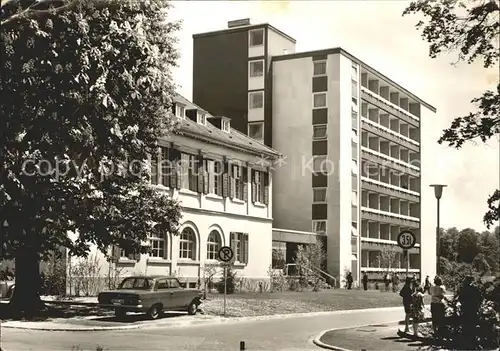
[201,289,427,317]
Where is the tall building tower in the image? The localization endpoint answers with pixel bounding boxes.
[192,20,436,285]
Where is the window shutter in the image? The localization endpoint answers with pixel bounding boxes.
[229,164,235,199]
[263,172,270,205]
[197,156,203,193]
[168,149,179,189]
[251,170,256,203]
[150,153,158,185]
[222,162,229,198]
[243,234,249,264]
[242,167,248,202]
[203,160,209,194]
[112,245,121,262]
[230,232,237,256]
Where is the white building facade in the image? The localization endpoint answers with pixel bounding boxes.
[68,94,280,291]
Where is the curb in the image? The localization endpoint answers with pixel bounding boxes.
[1,306,404,332]
[312,321,401,351]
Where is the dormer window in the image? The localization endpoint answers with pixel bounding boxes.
[175,104,185,118]
[197,112,206,125]
[222,120,230,133]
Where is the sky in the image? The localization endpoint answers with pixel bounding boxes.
[167,0,499,232]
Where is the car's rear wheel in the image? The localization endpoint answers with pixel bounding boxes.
[147,304,162,320]
[187,301,197,315]
[115,308,127,319]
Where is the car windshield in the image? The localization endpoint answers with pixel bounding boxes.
[118,278,154,290]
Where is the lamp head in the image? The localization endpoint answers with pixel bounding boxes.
[430,184,447,200]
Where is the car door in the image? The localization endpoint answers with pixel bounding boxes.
[155,278,174,309]
[167,278,188,308]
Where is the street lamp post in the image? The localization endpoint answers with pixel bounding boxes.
[430,184,447,276]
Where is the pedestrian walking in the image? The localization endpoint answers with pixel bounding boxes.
[410,287,425,338]
[362,271,368,291]
[346,272,353,290]
[457,275,482,349]
[392,273,400,292]
[424,275,431,294]
[429,276,447,338]
[400,277,415,334]
[384,273,390,291]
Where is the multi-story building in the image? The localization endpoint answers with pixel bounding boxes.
[192,19,437,285]
[68,94,280,291]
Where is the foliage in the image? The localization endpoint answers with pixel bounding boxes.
[0,266,15,280]
[0,0,182,312]
[104,260,123,290]
[68,255,102,296]
[217,267,236,294]
[403,0,500,228]
[440,277,500,350]
[377,246,400,273]
[294,238,327,291]
[268,266,289,292]
[40,256,67,296]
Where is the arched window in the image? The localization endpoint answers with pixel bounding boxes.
[206,230,222,260]
[179,227,196,260]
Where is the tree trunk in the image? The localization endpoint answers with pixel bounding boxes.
[9,245,45,318]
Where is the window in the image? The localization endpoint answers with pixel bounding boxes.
[207,230,222,260]
[352,141,358,158]
[351,109,358,129]
[253,170,264,203]
[118,277,153,290]
[207,160,222,196]
[175,104,185,118]
[313,188,327,203]
[167,278,180,289]
[160,147,169,187]
[179,228,196,260]
[351,190,358,206]
[351,159,358,175]
[249,91,264,109]
[197,112,206,125]
[313,156,327,173]
[249,60,264,77]
[230,232,249,263]
[313,125,327,140]
[248,122,264,140]
[157,279,168,289]
[312,220,327,234]
[149,230,166,258]
[352,221,358,236]
[232,164,244,200]
[272,242,286,269]
[313,61,327,76]
[351,80,358,105]
[249,29,264,47]
[222,120,230,133]
[150,152,158,185]
[351,129,358,143]
[180,153,198,191]
[351,65,358,81]
[313,93,327,108]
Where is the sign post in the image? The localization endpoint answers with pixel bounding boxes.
[217,246,234,317]
[397,230,416,278]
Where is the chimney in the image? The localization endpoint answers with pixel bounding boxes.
[228,18,251,28]
[208,116,231,133]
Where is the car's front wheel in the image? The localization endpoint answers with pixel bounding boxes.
[187,301,197,315]
[147,304,163,320]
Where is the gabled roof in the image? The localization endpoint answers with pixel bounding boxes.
[172,94,280,158]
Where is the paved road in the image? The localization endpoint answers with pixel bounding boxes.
[1,307,405,351]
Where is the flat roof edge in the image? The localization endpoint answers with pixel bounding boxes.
[272,47,436,112]
[193,23,296,43]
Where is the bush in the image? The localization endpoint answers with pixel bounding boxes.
[68,255,102,297]
[217,267,236,294]
[40,258,66,296]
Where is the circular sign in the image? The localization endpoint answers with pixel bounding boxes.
[397,230,416,250]
[217,246,234,263]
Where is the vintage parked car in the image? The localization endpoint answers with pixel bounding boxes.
[98,275,202,319]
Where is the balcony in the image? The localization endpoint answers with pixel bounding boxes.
[361,117,419,152]
[361,130,420,168]
[361,207,419,228]
[361,88,419,128]
[361,147,420,177]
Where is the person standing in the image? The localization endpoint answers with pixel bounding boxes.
[429,276,447,337]
[424,275,431,294]
[400,277,415,334]
[346,272,353,290]
[410,287,425,338]
[392,273,400,293]
[384,273,391,291]
[457,276,482,349]
[362,272,368,291]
